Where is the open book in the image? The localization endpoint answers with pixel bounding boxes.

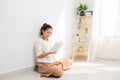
[50,41,63,52]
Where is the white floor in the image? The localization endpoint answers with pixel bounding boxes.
[1,60,120,80]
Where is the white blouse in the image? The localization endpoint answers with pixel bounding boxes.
[35,38,55,63]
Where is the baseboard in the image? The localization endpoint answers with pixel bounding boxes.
[0,65,35,80]
[95,57,120,61]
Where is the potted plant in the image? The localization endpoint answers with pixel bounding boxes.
[78,46,83,52]
[77,4,88,16]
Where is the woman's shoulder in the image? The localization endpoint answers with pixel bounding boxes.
[35,38,42,45]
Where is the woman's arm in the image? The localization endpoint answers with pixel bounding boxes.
[38,51,57,58]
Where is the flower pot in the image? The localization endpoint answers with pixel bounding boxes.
[80,11,85,16]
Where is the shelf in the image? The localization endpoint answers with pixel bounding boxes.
[73,15,92,61]
[75,33,90,38]
[74,42,89,45]
[78,24,91,27]
[79,15,92,19]
[77,33,90,35]
[74,51,88,56]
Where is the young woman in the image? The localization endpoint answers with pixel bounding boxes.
[35,23,73,77]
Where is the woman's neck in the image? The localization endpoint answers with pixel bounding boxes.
[41,36,49,41]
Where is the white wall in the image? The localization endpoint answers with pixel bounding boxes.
[0,0,94,74]
[0,0,68,74]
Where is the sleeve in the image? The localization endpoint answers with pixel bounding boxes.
[35,41,43,57]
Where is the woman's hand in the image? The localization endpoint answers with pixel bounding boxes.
[49,51,57,54]
[38,51,57,58]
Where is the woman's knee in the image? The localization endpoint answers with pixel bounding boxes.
[66,59,73,65]
[52,69,64,77]
[69,59,73,65]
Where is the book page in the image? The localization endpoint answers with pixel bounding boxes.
[50,41,63,52]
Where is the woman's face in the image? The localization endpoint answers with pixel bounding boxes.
[42,28,52,38]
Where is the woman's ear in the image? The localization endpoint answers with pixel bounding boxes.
[42,30,44,34]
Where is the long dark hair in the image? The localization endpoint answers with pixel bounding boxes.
[40,23,53,36]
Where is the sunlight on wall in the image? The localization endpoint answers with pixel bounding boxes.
[53,9,66,59]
